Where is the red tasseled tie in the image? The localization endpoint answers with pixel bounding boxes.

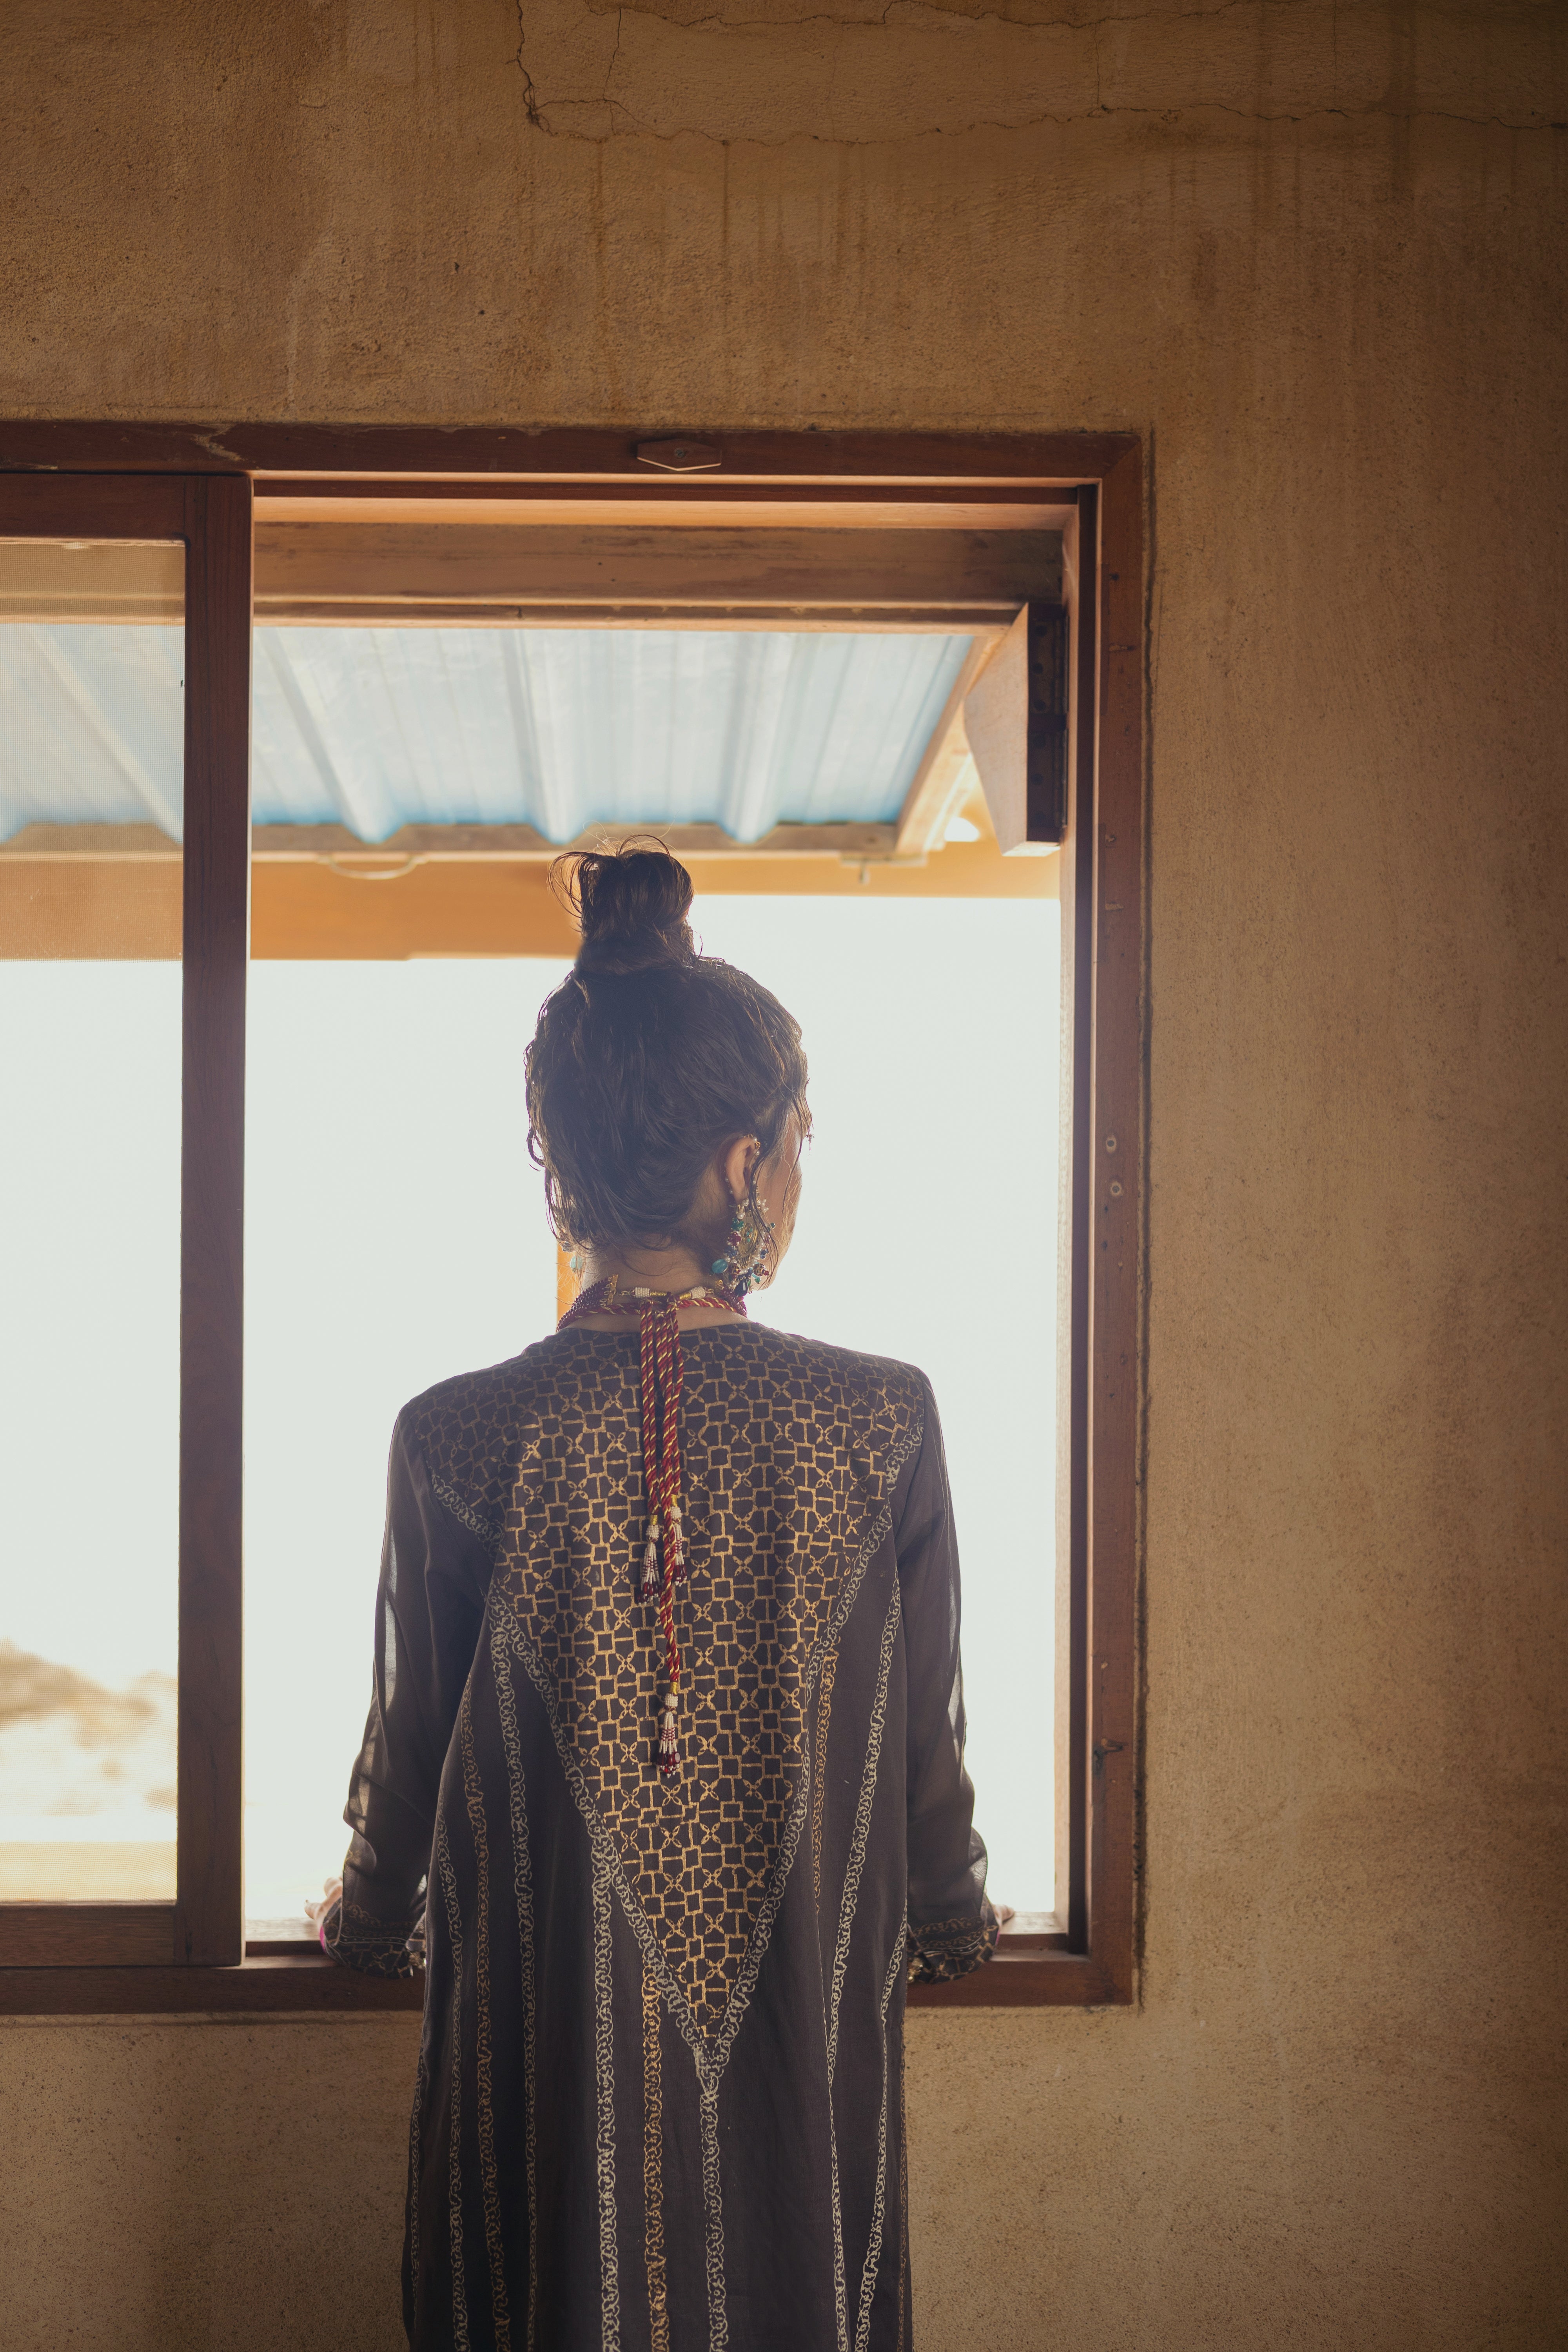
[559,1277,746,1778]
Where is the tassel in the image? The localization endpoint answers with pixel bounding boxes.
[555,1278,752,1785]
[657,1686,681,1779]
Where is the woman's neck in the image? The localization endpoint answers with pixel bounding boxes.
[568,1244,743,1328]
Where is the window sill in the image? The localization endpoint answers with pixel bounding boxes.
[0,1953,424,2016]
[908,1940,1129,2007]
[0,1932,1128,2015]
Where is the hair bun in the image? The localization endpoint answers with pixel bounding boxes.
[560,844,696,978]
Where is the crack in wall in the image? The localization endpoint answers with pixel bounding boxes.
[515,0,552,129]
[512,91,1560,145]
[560,0,1523,40]
[508,0,1557,140]
[576,0,1336,30]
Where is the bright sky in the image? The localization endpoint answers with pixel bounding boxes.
[0,895,1060,1920]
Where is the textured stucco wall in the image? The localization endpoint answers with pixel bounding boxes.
[2,2,1565,2346]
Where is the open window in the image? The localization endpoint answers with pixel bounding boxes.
[0,432,1140,2010]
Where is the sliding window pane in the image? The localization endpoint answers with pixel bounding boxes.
[0,539,183,1903]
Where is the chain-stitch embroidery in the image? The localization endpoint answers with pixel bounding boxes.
[490,1615,540,2352]
[592,1852,622,2352]
[855,1932,909,2352]
[459,1697,511,2351]
[642,1962,670,2352]
[825,1576,903,2352]
[812,1645,839,1909]
[435,1815,471,2352]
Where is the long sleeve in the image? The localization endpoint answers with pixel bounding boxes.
[896,1379,999,1984]
[323,1410,494,1977]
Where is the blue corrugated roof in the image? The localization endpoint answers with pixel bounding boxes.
[0,623,183,839]
[0,623,971,846]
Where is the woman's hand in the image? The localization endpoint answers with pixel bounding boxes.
[303,1876,343,1945]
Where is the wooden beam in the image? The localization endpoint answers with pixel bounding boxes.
[250,859,581,959]
[248,821,902,865]
[0,823,181,860]
[964,607,1031,853]
[249,836,1054,956]
[0,858,182,955]
[962,602,1069,853]
[1,820,902,866]
[257,491,1078,530]
[252,522,1060,621]
[1,825,1057,956]
[0,539,184,623]
[893,636,996,857]
[254,604,1014,633]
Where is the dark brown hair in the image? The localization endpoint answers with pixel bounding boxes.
[525,845,809,1253]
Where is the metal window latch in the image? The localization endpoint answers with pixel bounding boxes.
[635,439,722,472]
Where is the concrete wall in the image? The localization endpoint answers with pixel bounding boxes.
[2,2,1564,2345]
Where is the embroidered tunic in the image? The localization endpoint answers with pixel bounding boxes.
[328,1320,996,2351]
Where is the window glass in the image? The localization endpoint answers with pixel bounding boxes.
[0,538,184,1904]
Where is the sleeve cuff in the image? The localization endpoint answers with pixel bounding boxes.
[320,1892,426,1980]
[907,1902,1000,1984]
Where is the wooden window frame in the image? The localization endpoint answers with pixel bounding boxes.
[0,472,251,1975]
[0,426,1142,2014]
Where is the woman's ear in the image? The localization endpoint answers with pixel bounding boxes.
[719,1134,759,1207]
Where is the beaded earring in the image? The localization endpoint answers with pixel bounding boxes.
[710,1183,774,1296]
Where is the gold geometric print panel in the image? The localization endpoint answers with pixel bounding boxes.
[412,1327,922,2033]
